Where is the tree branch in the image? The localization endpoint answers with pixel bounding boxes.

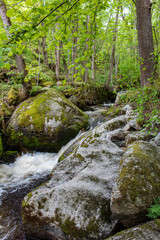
[33,0,68,28]
[8,0,80,43]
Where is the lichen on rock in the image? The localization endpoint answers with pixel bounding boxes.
[105,219,160,240]
[21,115,125,240]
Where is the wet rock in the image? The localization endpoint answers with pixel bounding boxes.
[107,128,129,147]
[105,219,160,240]
[7,89,89,152]
[125,131,153,146]
[111,141,160,228]
[150,133,160,146]
[2,150,19,163]
[22,116,125,240]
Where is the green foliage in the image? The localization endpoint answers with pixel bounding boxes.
[29,85,43,96]
[25,61,55,84]
[134,83,160,135]
[147,197,160,219]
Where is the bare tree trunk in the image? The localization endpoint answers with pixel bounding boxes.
[136,0,156,86]
[0,0,31,98]
[92,41,96,81]
[37,40,41,88]
[41,23,49,66]
[83,15,89,83]
[61,44,68,79]
[72,18,78,82]
[53,26,61,81]
[106,7,119,89]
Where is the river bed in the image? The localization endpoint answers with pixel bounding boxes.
[0,105,110,240]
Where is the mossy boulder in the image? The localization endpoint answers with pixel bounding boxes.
[22,116,126,240]
[0,101,13,120]
[7,89,89,152]
[111,141,160,228]
[2,150,19,163]
[7,87,19,106]
[63,85,116,110]
[105,219,160,240]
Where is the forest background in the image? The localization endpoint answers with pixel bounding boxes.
[0,0,160,134]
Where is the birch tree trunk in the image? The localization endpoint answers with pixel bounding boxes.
[0,0,31,98]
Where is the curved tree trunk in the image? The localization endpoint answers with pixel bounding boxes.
[0,0,31,98]
[136,0,156,86]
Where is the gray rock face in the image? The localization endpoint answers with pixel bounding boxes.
[7,89,89,152]
[123,105,141,130]
[105,219,160,240]
[150,133,160,146]
[111,141,160,228]
[125,131,153,147]
[22,116,125,240]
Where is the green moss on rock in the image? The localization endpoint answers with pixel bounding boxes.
[7,89,89,152]
[8,87,19,106]
[2,150,18,163]
[111,141,160,228]
[105,219,160,240]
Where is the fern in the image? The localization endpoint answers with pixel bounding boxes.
[147,197,160,219]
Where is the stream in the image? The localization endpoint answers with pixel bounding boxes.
[0,105,111,240]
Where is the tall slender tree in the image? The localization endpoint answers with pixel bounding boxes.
[136,0,156,86]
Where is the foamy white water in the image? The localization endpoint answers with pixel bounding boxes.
[0,131,86,186]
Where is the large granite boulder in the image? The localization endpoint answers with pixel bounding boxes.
[22,116,126,240]
[111,141,160,228]
[105,219,160,240]
[7,89,89,152]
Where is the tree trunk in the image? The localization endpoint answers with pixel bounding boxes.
[41,23,49,66]
[83,15,89,83]
[72,18,78,82]
[0,0,31,98]
[136,0,156,86]
[106,7,119,88]
[53,24,61,81]
[92,41,96,81]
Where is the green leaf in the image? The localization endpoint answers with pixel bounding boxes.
[62,80,66,85]
[8,52,13,57]
[0,60,4,68]
[26,0,32,6]
[7,9,14,17]
[4,63,10,69]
